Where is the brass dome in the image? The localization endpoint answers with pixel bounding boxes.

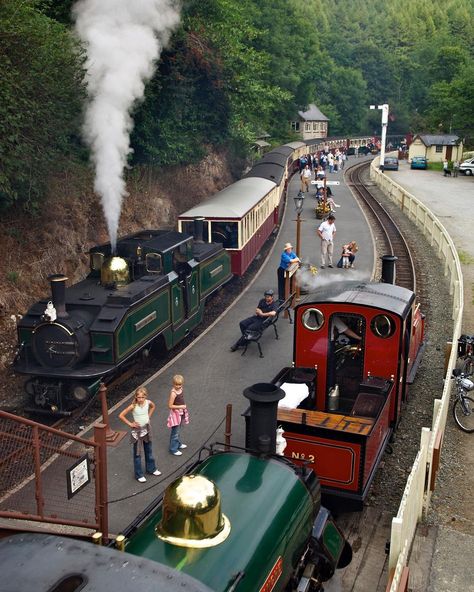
[101,256,130,287]
[156,475,231,548]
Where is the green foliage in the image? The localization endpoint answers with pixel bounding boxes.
[0,0,85,210]
[6,271,19,284]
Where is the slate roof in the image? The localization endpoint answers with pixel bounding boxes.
[415,134,460,146]
[298,104,329,122]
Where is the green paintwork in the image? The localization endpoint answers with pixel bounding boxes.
[91,333,114,364]
[322,521,344,563]
[116,289,171,359]
[125,453,313,592]
[200,252,231,298]
[171,283,184,326]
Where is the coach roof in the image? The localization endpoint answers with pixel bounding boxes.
[179,177,276,219]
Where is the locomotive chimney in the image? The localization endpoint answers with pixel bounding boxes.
[48,274,69,318]
[193,216,205,243]
[381,255,398,284]
[244,383,285,454]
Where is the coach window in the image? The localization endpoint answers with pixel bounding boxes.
[302,308,325,331]
[211,222,238,248]
[371,314,395,338]
[146,253,162,274]
[180,220,209,242]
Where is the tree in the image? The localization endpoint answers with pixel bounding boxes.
[0,0,85,210]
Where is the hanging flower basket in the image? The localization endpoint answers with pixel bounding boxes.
[315,202,332,219]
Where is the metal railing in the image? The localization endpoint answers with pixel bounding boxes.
[370,160,463,592]
[0,411,108,538]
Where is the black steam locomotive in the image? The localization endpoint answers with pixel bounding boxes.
[14,228,231,414]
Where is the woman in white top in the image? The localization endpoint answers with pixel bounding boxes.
[119,387,161,483]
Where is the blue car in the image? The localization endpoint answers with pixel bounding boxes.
[411,156,428,169]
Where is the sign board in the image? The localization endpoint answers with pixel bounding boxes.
[326,181,340,186]
[311,180,340,186]
[66,454,91,499]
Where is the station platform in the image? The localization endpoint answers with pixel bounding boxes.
[91,158,375,534]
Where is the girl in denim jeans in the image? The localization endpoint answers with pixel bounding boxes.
[167,375,190,456]
[119,387,161,483]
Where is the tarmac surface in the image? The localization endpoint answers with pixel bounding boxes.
[94,158,375,534]
[82,156,472,590]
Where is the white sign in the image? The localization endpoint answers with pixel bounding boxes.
[326,181,340,186]
[67,454,91,499]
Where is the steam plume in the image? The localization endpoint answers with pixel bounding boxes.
[73,0,181,250]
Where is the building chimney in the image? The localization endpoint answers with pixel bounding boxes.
[193,216,205,243]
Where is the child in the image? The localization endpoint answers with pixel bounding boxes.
[167,374,190,456]
[341,241,358,269]
[341,243,352,268]
[119,387,161,483]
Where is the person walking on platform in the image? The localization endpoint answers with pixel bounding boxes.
[443,159,450,177]
[277,242,300,301]
[167,374,189,456]
[300,164,312,192]
[317,214,336,268]
[119,387,161,483]
[453,160,460,177]
[230,289,278,352]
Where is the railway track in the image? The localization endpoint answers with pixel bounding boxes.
[346,161,416,292]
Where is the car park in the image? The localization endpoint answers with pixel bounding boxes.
[410,156,428,170]
[459,157,474,176]
[383,156,399,171]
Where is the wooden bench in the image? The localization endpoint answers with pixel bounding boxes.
[241,294,294,358]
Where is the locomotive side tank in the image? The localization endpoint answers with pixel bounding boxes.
[14,229,231,413]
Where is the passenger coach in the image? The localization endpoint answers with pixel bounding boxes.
[179,177,279,275]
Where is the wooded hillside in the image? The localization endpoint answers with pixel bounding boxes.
[1,0,473,212]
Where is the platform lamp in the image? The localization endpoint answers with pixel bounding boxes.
[370,103,389,170]
[294,191,305,301]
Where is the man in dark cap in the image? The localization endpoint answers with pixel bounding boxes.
[230,289,278,351]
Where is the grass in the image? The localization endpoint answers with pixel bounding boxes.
[6,271,19,284]
[458,250,474,265]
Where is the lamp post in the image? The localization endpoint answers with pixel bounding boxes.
[370,103,389,170]
[294,191,305,302]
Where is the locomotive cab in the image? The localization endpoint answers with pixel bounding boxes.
[273,281,425,508]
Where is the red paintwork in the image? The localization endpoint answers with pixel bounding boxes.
[231,212,275,275]
[284,432,361,492]
[294,303,403,425]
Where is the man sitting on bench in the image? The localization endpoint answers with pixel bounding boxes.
[230,289,278,352]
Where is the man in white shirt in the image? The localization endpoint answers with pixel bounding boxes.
[300,164,312,192]
[317,214,336,268]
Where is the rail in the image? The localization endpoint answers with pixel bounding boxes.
[370,159,464,592]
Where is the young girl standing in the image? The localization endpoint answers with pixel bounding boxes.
[119,387,161,482]
[167,374,190,456]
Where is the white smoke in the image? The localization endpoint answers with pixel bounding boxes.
[297,259,370,293]
[73,0,181,251]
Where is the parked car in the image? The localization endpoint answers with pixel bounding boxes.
[383,156,399,171]
[410,156,428,170]
[459,157,474,176]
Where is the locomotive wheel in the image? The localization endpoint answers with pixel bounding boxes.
[453,396,474,433]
